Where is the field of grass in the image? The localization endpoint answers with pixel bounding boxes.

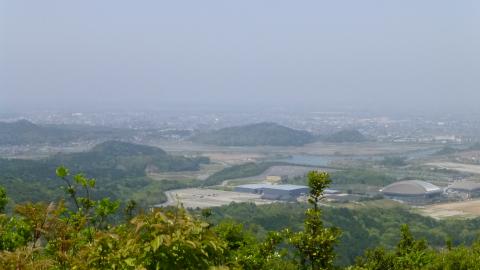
[335,199,404,210]
[426,162,480,175]
[150,139,439,158]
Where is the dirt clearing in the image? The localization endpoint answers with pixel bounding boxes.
[420,199,480,219]
[159,188,275,209]
[426,162,480,175]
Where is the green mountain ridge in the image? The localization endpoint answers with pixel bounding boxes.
[192,122,316,146]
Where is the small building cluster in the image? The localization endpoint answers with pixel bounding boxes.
[380,180,442,204]
[234,184,309,201]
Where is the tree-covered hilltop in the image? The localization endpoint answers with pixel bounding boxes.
[191,122,316,146]
[323,129,368,143]
[0,141,208,204]
[168,123,369,146]
[0,120,132,146]
[0,120,80,145]
[51,140,209,176]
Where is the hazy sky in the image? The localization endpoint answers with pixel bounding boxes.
[1,1,479,114]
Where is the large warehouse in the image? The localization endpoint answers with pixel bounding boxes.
[446,180,480,199]
[380,180,443,204]
[233,184,270,194]
[234,184,309,201]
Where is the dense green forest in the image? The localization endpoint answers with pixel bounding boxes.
[208,201,480,266]
[0,141,208,205]
[2,169,480,269]
[192,122,316,146]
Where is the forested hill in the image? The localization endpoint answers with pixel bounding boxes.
[192,122,315,146]
[0,120,129,145]
[0,120,80,145]
[323,129,367,143]
[50,140,209,176]
[89,140,168,157]
[0,141,208,203]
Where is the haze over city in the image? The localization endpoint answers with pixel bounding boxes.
[5,1,480,269]
[2,1,479,114]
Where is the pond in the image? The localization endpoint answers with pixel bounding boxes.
[272,147,440,166]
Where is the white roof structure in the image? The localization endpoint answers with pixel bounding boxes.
[235,184,272,190]
[263,184,308,191]
[324,189,341,194]
[380,180,442,196]
[447,180,480,192]
[235,184,308,191]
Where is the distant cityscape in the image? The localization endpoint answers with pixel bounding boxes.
[1,110,479,144]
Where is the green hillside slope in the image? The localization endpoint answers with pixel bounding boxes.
[0,141,208,203]
[192,122,315,146]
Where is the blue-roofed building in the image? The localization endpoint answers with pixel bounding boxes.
[233,184,272,194]
[234,184,309,201]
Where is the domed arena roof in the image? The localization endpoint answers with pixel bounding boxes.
[380,180,442,196]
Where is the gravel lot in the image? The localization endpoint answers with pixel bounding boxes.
[159,188,275,209]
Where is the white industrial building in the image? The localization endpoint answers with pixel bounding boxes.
[446,180,480,199]
[380,180,443,204]
[233,184,270,194]
[234,184,309,201]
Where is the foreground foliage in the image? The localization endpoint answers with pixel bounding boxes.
[0,168,337,269]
